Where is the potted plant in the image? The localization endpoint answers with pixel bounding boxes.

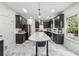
[67,17,76,37]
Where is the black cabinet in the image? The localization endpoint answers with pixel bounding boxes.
[53,33,64,44]
[16,15,21,28]
[55,19,59,28]
[0,40,3,56]
[25,33,28,40]
[16,15,27,28]
[35,21,39,31]
[35,21,39,28]
[58,14,64,30]
[54,14,64,29]
[21,18,27,25]
[16,33,28,44]
[43,21,51,28]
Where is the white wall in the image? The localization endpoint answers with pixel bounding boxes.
[0,3,16,54]
[27,18,35,34]
[63,2,79,55]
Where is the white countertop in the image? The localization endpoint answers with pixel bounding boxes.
[44,30,53,33]
[16,31,27,34]
[53,32,63,34]
[29,32,50,42]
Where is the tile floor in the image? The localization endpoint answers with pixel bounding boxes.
[4,40,77,56]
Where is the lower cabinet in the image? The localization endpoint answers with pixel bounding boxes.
[53,33,64,44]
[0,40,3,56]
[16,33,28,44]
[25,33,28,40]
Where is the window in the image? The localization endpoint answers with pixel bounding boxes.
[66,15,79,40]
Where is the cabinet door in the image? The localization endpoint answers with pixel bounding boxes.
[54,14,64,29]
[21,17,27,25]
[16,15,21,28]
[35,21,39,28]
[16,34,23,44]
[55,19,59,28]
[57,34,64,44]
[0,40,3,56]
[25,33,28,40]
[48,21,51,28]
[61,14,64,28]
[59,14,64,28]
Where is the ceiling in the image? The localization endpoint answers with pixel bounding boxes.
[3,2,74,20]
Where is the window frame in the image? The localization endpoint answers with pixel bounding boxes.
[66,14,79,40]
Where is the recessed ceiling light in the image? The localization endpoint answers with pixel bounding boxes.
[51,9,55,13]
[22,8,27,13]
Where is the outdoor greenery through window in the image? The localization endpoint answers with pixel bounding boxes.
[67,15,78,40]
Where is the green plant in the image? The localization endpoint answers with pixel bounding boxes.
[67,16,78,34]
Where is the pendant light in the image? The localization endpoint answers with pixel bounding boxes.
[38,2,41,19]
[37,2,44,31]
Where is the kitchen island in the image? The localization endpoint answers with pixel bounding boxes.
[29,32,50,56]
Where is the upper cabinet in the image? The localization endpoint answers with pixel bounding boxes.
[16,15,21,28]
[35,21,39,28]
[59,14,64,28]
[16,15,27,28]
[43,20,52,28]
[54,14,64,30]
[21,17,27,25]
